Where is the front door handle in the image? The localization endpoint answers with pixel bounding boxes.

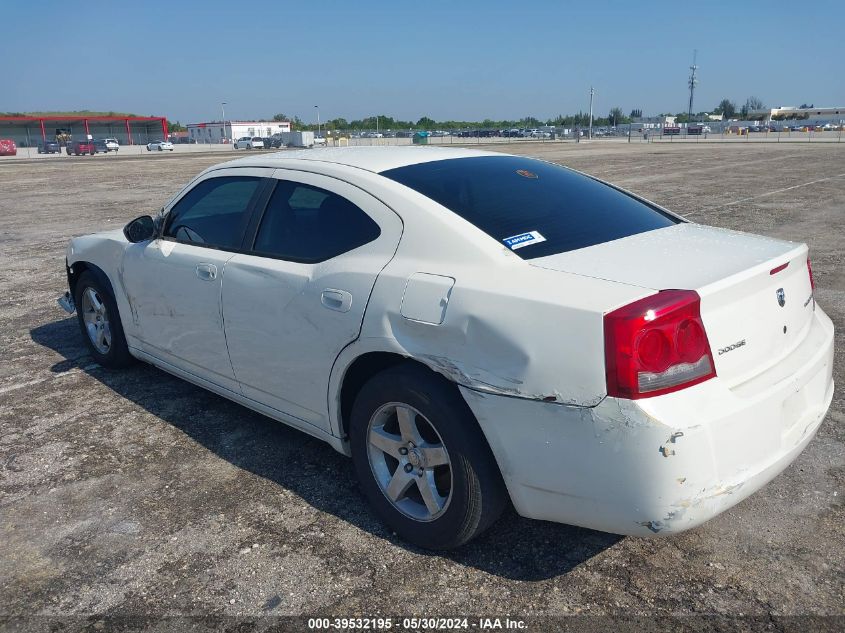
[196,263,217,281]
[321,288,352,313]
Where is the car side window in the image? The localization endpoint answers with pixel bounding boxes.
[163,176,262,250]
[252,180,381,263]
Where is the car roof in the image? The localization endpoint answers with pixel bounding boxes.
[220,146,504,174]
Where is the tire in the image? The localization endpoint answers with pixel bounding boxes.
[73,271,134,368]
[158,146,163,151]
[349,363,507,549]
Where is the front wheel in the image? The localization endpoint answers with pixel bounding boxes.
[350,363,507,549]
[158,146,163,151]
[73,271,134,368]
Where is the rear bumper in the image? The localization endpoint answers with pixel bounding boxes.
[461,306,835,537]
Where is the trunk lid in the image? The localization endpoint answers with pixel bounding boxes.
[531,223,814,385]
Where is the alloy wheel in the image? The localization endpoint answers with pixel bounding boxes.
[366,402,452,521]
[81,287,112,354]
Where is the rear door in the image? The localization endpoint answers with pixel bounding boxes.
[221,170,402,430]
[121,168,272,391]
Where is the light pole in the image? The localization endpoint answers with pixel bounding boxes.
[588,86,594,140]
[221,102,227,145]
[314,105,321,138]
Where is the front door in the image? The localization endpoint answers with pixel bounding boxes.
[222,170,402,430]
[121,169,269,391]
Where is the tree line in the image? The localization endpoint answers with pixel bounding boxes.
[272,109,641,131]
[269,96,784,130]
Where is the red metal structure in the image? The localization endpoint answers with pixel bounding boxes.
[0,115,168,145]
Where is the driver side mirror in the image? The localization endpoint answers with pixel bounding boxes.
[123,215,156,243]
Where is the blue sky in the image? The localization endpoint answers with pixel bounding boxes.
[2,0,842,124]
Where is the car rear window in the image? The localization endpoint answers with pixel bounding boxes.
[381,156,681,259]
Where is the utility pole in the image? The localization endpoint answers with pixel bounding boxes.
[588,86,594,140]
[687,50,698,127]
[221,102,227,145]
[314,105,320,138]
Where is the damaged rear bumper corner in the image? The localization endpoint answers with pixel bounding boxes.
[458,309,834,537]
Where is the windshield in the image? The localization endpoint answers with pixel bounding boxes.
[381,156,681,259]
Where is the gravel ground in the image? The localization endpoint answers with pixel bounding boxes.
[0,142,842,632]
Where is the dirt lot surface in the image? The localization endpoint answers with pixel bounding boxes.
[1,143,843,631]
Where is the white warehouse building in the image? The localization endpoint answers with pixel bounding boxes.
[187,120,291,143]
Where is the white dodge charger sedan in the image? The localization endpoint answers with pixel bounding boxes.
[59,147,834,549]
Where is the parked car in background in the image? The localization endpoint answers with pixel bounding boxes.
[261,137,274,148]
[235,137,264,150]
[37,140,61,154]
[0,139,17,156]
[147,140,174,151]
[92,139,109,154]
[66,140,95,155]
[265,136,284,149]
[104,138,120,151]
[313,136,327,146]
[58,147,834,549]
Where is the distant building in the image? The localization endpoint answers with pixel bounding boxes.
[748,106,845,124]
[187,120,291,143]
[0,115,168,146]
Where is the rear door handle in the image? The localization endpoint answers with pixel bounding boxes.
[196,263,217,281]
[321,288,352,313]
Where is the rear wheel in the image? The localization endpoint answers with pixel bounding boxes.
[73,271,134,368]
[350,363,507,549]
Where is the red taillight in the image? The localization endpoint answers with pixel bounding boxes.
[807,256,815,291]
[604,290,717,399]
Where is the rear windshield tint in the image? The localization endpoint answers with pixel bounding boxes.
[381,156,681,259]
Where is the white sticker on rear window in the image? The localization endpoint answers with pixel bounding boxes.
[503,230,546,250]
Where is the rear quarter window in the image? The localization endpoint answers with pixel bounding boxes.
[381,156,681,259]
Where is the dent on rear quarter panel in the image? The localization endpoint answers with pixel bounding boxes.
[357,260,650,407]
